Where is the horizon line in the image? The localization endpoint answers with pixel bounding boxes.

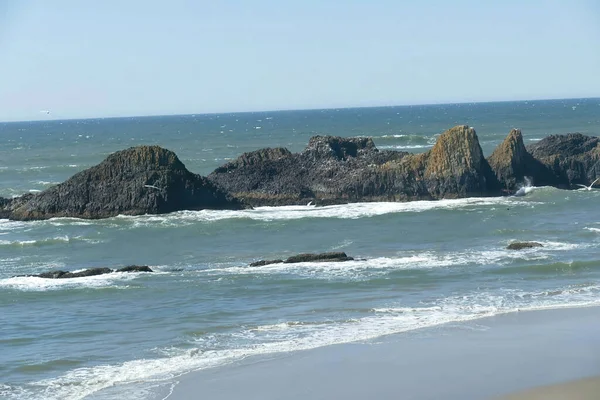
[1,96,598,124]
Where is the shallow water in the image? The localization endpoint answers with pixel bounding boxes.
[1,99,600,399]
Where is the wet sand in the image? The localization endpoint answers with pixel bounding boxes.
[164,306,600,400]
[499,375,600,399]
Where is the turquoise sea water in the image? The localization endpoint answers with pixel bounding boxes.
[1,99,600,399]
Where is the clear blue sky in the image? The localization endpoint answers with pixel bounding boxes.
[1,0,599,121]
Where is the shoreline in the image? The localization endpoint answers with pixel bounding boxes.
[499,375,600,399]
[162,305,600,400]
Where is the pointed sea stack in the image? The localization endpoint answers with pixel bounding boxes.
[421,125,500,197]
[487,129,532,191]
[6,146,244,220]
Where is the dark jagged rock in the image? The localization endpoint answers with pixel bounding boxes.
[488,129,538,191]
[23,266,153,279]
[0,194,34,219]
[37,268,113,279]
[249,252,354,266]
[211,136,404,206]
[6,146,244,220]
[506,241,543,250]
[209,126,502,206]
[249,259,284,267]
[527,133,600,187]
[116,265,154,273]
[0,197,11,219]
[284,252,354,263]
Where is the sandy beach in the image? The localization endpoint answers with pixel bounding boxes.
[499,375,600,399]
[163,306,600,400]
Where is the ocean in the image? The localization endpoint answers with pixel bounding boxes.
[1,98,600,399]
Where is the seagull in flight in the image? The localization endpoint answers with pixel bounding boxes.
[144,184,163,190]
[575,177,600,191]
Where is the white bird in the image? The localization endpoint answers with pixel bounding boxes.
[307,201,313,206]
[575,177,600,191]
[40,110,50,115]
[144,184,162,190]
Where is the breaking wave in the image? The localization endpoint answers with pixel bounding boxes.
[5,283,599,400]
[201,241,585,279]
[0,271,151,292]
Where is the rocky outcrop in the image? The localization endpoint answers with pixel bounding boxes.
[4,146,244,220]
[419,125,500,197]
[488,129,537,191]
[210,136,406,206]
[209,125,502,206]
[250,252,354,266]
[4,127,599,221]
[0,194,33,219]
[0,197,12,219]
[506,242,543,250]
[527,133,600,187]
[24,265,153,279]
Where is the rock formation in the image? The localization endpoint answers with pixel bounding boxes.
[488,129,534,191]
[527,133,600,187]
[209,125,502,206]
[3,146,244,220]
[3,126,599,221]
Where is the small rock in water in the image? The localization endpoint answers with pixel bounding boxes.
[25,266,153,279]
[506,241,543,250]
[249,259,283,267]
[284,252,354,263]
[37,268,113,279]
[116,265,153,273]
[249,252,355,266]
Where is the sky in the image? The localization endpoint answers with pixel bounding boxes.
[0,0,599,121]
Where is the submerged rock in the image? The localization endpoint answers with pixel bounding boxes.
[6,146,244,221]
[284,252,354,263]
[506,242,543,250]
[249,259,284,267]
[24,265,153,279]
[116,265,154,273]
[250,252,354,266]
[37,268,114,279]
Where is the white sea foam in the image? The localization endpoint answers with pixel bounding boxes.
[0,272,143,291]
[0,235,102,247]
[11,284,600,400]
[35,181,60,186]
[112,197,539,227]
[202,242,581,279]
[513,176,539,196]
[0,197,542,230]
